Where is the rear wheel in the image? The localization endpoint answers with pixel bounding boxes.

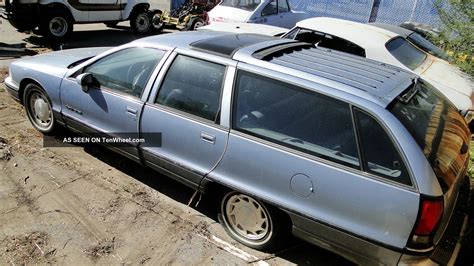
[219,191,290,251]
[130,8,151,34]
[39,12,73,41]
[23,84,56,134]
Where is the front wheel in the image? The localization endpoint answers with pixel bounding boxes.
[23,84,56,134]
[219,191,290,251]
[130,9,152,34]
[39,12,73,41]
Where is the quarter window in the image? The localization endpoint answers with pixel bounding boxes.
[84,47,164,98]
[156,55,225,122]
[354,109,411,185]
[233,71,360,168]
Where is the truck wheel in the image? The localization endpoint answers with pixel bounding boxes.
[40,12,73,41]
[151,10,164,32]
[191,18,205,31]
[9,20,37,32]
[130,9,151,34]
[219,191,291,251]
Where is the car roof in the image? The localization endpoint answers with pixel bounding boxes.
[370,22,413,38]
[135,31,415,108]
[295,17,400,48]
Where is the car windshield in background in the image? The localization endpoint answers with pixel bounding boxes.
[220,0,261,11]
[389,80,470,192]
[385,37,427,70]
[407,32,449,60]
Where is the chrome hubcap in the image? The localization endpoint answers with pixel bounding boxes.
[49,17,68,37]
[29,92,52,128]
[225,194,269,240]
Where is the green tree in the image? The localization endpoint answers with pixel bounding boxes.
[434,0,473,77]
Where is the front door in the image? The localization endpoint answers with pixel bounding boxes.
[140,54,229,188]
[60,47,166,160]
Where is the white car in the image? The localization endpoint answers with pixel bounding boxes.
[200,18,474,122]
[207,0,306,29]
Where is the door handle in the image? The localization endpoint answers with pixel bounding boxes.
[126,106,138,116]
[200,132,216,144]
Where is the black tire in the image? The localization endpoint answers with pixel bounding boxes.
[219,191,291,251]
[190,18,205,31]
[23,84,56,134]
[130,8,152,35]
[9,19,37,32]
[39,11,73,41]
[104,21,119,28]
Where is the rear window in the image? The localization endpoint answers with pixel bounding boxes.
[220,0,261,11]
[389,80,470,191]
[386,37,427,70]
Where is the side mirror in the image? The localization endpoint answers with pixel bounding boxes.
[76,73,95,92]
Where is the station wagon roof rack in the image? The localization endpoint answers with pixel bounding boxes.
[255,45,414,100]
[189,34,276,58]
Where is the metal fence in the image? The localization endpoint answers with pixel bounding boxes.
[289,0,443,27]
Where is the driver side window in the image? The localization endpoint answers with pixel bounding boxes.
[261,0,277,16]
[84,48,165,98]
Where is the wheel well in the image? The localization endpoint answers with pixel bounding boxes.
[203,181,293,226]
[19,78,41,105]
[40,3,73,21]
[132,3,150,13]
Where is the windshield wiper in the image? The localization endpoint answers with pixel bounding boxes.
[398,77,419,104]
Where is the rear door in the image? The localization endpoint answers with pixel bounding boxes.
[140,52,233,188]
[207,66,420,249]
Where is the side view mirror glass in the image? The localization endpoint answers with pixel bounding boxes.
[76,73,95,92]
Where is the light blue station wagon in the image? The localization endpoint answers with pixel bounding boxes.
[5,31,472,265]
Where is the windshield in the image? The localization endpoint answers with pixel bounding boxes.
[389,80,470,192]
[407,33,449,60]
[386,37,427,70]
[220,0,261,11]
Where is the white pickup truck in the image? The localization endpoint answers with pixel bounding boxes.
[2,0,156,40]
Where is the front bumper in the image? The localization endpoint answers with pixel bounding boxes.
[399,175,473,265]
[4,76,21,102]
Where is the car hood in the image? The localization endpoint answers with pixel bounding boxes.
[418,56,473,97]
[208,6,252,23]
[16,47,110,78]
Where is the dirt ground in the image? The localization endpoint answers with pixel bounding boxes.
[0,18,353,265]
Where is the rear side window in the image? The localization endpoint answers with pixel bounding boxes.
[233,71,360,168]
[354,109,412,186]
[386,37,427,70]
[156,55,225,122]
[220,0,261,11]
